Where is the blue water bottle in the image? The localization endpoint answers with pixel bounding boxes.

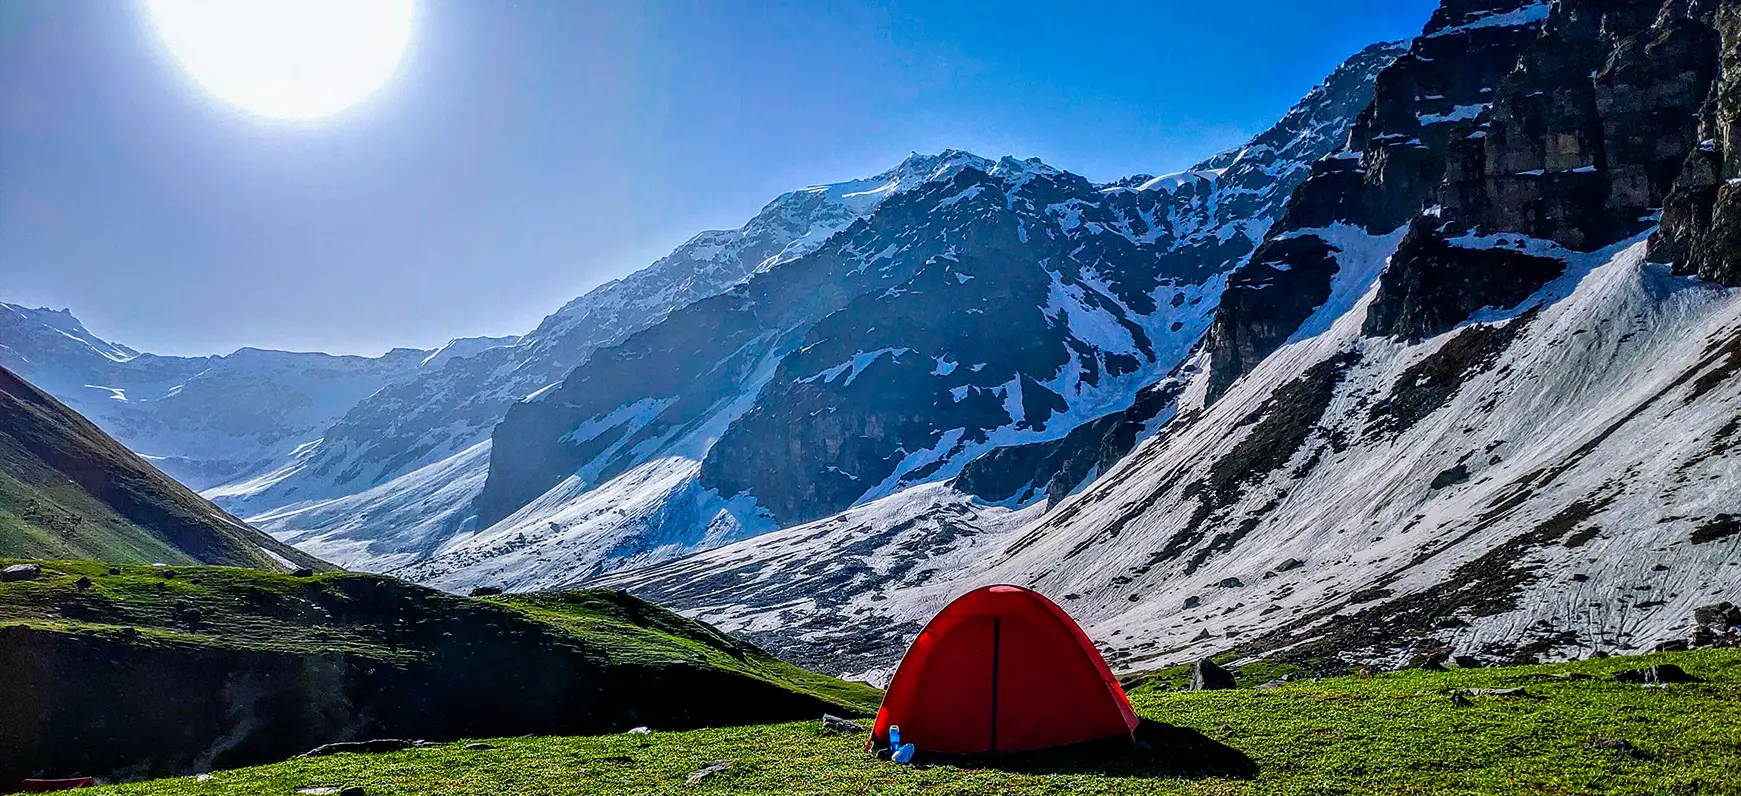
[888,724,915,763]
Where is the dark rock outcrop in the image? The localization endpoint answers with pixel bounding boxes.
[1204,0,1551,400]
[1371,0,1723,341]
[1653,2,1741,285]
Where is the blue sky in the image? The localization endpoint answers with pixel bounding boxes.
[0,0,1438,356]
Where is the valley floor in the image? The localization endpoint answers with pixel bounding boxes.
[89,650,1741,796]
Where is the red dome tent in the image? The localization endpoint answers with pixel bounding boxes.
[870,585,1138,755]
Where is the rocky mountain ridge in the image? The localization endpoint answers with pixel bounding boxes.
[601,0,1741,681]
[389,40,1404,592]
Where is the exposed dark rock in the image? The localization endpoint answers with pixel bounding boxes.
[1190,658,1239,691]
[1612,663,1700,683]
[953,378,1186,508]
[2,564,42,582]
[686,760,734,785]
[1184,596,1202,609]
[301,739,438,758]
[468,586,505,598]
[1591,738,1651,759]
[1690,514,1741,543]
[1693,601,1741,630]
[1653,2,1741,286]
[1217,578,1245,589]
[820,714,864,733]
[1364,225,1565,342]
[1203,236,1343,400]
[1430,464,1472,490]
[1454,687,1538,698]
[1453,655,1484,669]
[1365,0,1723,339]
[1274,558,1306,573]
[1444,0,1716,251]
[292,568,316,578]
[74,576,92,591]
[1408,648,1453,671]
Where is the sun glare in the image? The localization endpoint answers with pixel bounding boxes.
[145,0,416,120]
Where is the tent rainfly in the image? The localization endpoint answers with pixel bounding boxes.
[870,584,1139,755]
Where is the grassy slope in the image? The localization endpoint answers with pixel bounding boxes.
[494,591,881,716]
[85,649,1741,796]
[0,366,325,570]
[0,560,880,712]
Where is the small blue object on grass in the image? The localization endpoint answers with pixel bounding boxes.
[886,725,916,764]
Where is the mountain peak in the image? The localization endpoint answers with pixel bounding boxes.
[990,155,1063,179]
[1,301,138,363]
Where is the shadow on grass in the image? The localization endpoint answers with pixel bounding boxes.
[910,719,1258,780]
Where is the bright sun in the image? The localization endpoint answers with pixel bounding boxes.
[145,0,416,120]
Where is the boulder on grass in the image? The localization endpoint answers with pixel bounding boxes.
[2,563,42,582]
[1613,664,1699,684]
[1591,738,1650,759]
[686,761,733,785]
[820,714,863,733]
[1190,658,1238,691]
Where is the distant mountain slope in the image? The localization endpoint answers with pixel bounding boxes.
[0,302,505,491]
[603,0,1741,680]
[0,365,326,569]
[223,151,998,567]
[395,40,1407,594]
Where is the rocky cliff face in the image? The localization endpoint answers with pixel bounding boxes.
[1368,0,1722,341]
[1202,1,1550,398]
[1653,1,1741,285]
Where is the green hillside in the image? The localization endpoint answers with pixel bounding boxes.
[0,366,325,570]
[73,649,1741,796]
[0,561,880,783]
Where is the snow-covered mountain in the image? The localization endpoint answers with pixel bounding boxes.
[601,0,1741,680]
[0,302,504,491]
[229,150,1001,566]
[395,40,1407,593]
